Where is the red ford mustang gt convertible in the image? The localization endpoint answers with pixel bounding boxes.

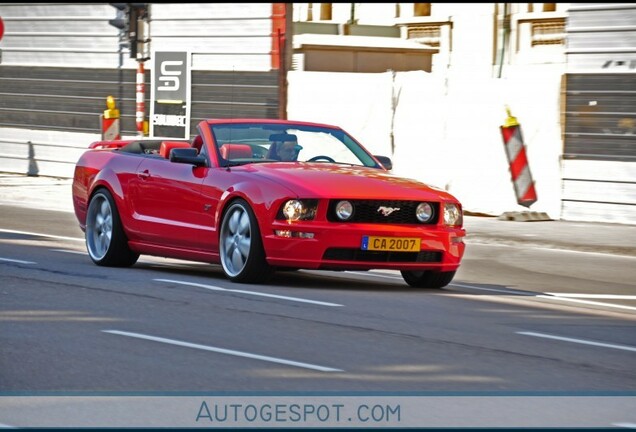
[72,119,466,288]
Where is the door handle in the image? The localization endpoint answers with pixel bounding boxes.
[138,169,150,180]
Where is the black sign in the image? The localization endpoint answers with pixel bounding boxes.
[150,51,191,139]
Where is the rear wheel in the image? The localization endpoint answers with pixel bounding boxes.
[401,270,456,289]
[219,199,273,283]
[85,189,139,267]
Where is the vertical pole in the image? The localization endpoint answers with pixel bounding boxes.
[277,29,287,120]
[498,3,510,79]
[27,141,39,177]
[272,3,288,120]
[118,29,124,125]
[136,61,145,137]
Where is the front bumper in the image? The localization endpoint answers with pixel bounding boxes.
[262,221,465,272]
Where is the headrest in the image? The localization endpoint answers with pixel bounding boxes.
[160,141,191,159]
[191,135,203,152]
[269,133,297,142]
[220,143,252,159]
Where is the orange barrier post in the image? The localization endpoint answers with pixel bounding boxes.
[136,61,145,137]
[500,107,537,207]
[102,95,121,140]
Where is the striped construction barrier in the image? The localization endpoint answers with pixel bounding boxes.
[101,116,120,141]
[500,108,537,208]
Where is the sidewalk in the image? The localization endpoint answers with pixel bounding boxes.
[465,215,636,257]
[1,173,635,257]
[0,173,74,213]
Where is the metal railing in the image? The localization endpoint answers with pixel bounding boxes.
[0,138,88,179]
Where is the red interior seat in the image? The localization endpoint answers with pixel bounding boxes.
[219,143,252,159]
[191,135,203,153]
[160,141,191,159]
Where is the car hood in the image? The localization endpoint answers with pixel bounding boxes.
[242,163,458,202]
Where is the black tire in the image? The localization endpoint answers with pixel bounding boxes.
[400,270,456,289]
[219,199,273,283]
[85,188,139,267]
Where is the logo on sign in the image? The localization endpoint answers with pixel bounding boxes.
[158,60,184,92]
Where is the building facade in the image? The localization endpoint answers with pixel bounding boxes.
[0,3,285,137]
[0,3,634,224]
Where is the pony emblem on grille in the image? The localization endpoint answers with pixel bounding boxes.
[377,206,400,216]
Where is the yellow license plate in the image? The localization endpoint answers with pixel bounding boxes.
[361,236,420,252]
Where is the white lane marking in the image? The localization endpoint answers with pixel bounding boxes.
[0,257,36,264]
[349,273,538,296]
[546,293,636,300]
[518,331,636,353]
[50,251,199,267]
[103,330,343,372]
[0,199,74,214]
[0,228,83,242]
[346,271,401,281]
[50,248,85,255]
[451,282,533,295]
[445,283,636,312]
[467,241,636,259]
[614,423,636,429]
[536,295,636,312]
[154,278,343,307]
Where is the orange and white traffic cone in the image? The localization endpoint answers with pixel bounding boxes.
[500,107,537,208]
[101,95,121,141]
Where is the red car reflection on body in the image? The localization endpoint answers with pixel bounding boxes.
[72,119,465,288]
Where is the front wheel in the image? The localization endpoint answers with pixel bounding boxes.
[219,199,273,283]
[85,189,139,267]
[401,270,456,289]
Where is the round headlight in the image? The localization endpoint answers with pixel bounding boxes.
[443,202,463,226]
[283,200,304,221]
[416,202,434,222]
[335,200,353,220]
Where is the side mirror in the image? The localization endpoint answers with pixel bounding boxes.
[170,148,207,167]
[374,155,392,171]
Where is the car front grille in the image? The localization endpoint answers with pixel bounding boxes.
[323,248,442,263]
[327,200,439,224]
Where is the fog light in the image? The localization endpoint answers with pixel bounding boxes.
[416,202,434,222]
[275,230,315,239]
[335,200,353,220]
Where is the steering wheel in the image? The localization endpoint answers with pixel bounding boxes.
[307,155,336,163]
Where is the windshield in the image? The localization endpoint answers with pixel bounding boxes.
[208,122,380,168]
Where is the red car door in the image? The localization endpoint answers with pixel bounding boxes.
[129,156,213,251]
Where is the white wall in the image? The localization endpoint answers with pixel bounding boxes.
[286,71,394,157]
[288,68,564,219]
[1,66,627,223]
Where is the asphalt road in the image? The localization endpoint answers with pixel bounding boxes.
[1,204,635,395]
